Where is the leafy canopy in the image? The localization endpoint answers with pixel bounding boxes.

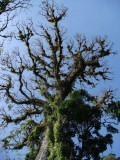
[0,1,119,160]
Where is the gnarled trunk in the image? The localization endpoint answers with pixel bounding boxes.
[35,136,48,160]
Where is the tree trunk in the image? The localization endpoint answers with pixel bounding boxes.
[35,135,48,160]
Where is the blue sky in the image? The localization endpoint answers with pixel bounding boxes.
[1,0,120,159]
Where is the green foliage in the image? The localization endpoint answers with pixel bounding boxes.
[2,119,45,151]
[0,1,119,160]
[106,125,119,134]
[108,101,120,121]
[25,150,38,160]
[101,154,120,160]
[42,89,119,160]
[56,90,115,159]
[2,89,120,159]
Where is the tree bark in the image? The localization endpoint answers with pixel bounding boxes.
[35,136,48,160]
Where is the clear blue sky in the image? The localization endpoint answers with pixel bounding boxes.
[1,0,120,159]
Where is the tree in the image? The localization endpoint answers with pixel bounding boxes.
[0,0,31,37]
[101,154,120,160]
[0,1,119,160]
[0,0,31,159]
